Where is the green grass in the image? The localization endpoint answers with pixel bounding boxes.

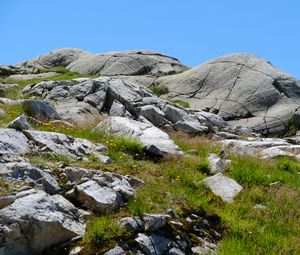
[0,103,25,127]
[148,84,169,96]
[81,215,128,254]
[170,99,190,108]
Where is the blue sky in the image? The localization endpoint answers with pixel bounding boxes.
[1,0,300,78]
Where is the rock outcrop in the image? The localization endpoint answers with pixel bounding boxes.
[21,77,227,132]
[12,48,188,76]
[104,211,223,255]
[158,53,300,135]
[93,116,184,156]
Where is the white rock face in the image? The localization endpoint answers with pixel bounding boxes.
[0,189,85,255]
[203,173,243,203]
[94,116,184,156]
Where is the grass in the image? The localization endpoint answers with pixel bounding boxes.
[170,99,190,108]
[82,215,127,253]
[148,84,169,96]
[0,103,25,127]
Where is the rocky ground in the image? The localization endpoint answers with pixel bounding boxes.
[0,48,300,255]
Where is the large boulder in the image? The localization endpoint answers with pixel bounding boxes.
[65,167,136,214]
[23,130,108,160]
[12,48,188,76]
[67,49,188,76]
[13,48,89,73]
[0,189,85,255]
[0,162,60,194]
[22,100,61,121]
[159,53,300,135]
[93,117,184,156]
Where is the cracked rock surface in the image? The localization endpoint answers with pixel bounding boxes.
[11,48,188,76]
[158,53,300,135]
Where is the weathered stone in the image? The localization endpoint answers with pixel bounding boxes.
[0,129,29,154]
[67,180,122,213]
[67,49,188,76]
[221,138,290,156]
[160,53,300,135]
[93,117,183,156]
[8,72,58,81]
[207,153,231,174]
[0,189,85,255]
[164,104,188,123]
[135,233,170,255]
[109,100,127,117]
[7,115,32,130]
[142,214,170,231]
[14,48,89,72]
[23,130,108,160]
[104,246,126,255]
[173,119,208,133]
[22,100,60,121]
[0,162,60,194]
[259,147,295,159]
[99,155,113,164]
[139,105,169,127]
[203,173,243,203]
[168,247,186,255]
[120,217,144,233]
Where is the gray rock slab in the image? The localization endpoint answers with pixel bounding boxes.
[203,173,243,203]
[159,53,300,135]
[8,72,58,81]
[0,129,29,154]
[0,189,85,255]
[93,117,183,156]
[7,115,32,130]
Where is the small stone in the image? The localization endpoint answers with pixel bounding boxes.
[99,155,112,164]
[253,204,267,210]
[7,115,32,130]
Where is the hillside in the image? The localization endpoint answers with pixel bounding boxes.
[0,48,299,255]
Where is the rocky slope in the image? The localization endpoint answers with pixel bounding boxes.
[0,48,300,255]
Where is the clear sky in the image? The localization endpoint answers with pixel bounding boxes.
[1,0,299,78]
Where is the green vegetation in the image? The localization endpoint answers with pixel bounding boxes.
[149,84,169,96]
[82,215,128,253]
[0,179,14,196]
[170,99,190,108]
[287,113,298,136]
[0,103,25,127]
